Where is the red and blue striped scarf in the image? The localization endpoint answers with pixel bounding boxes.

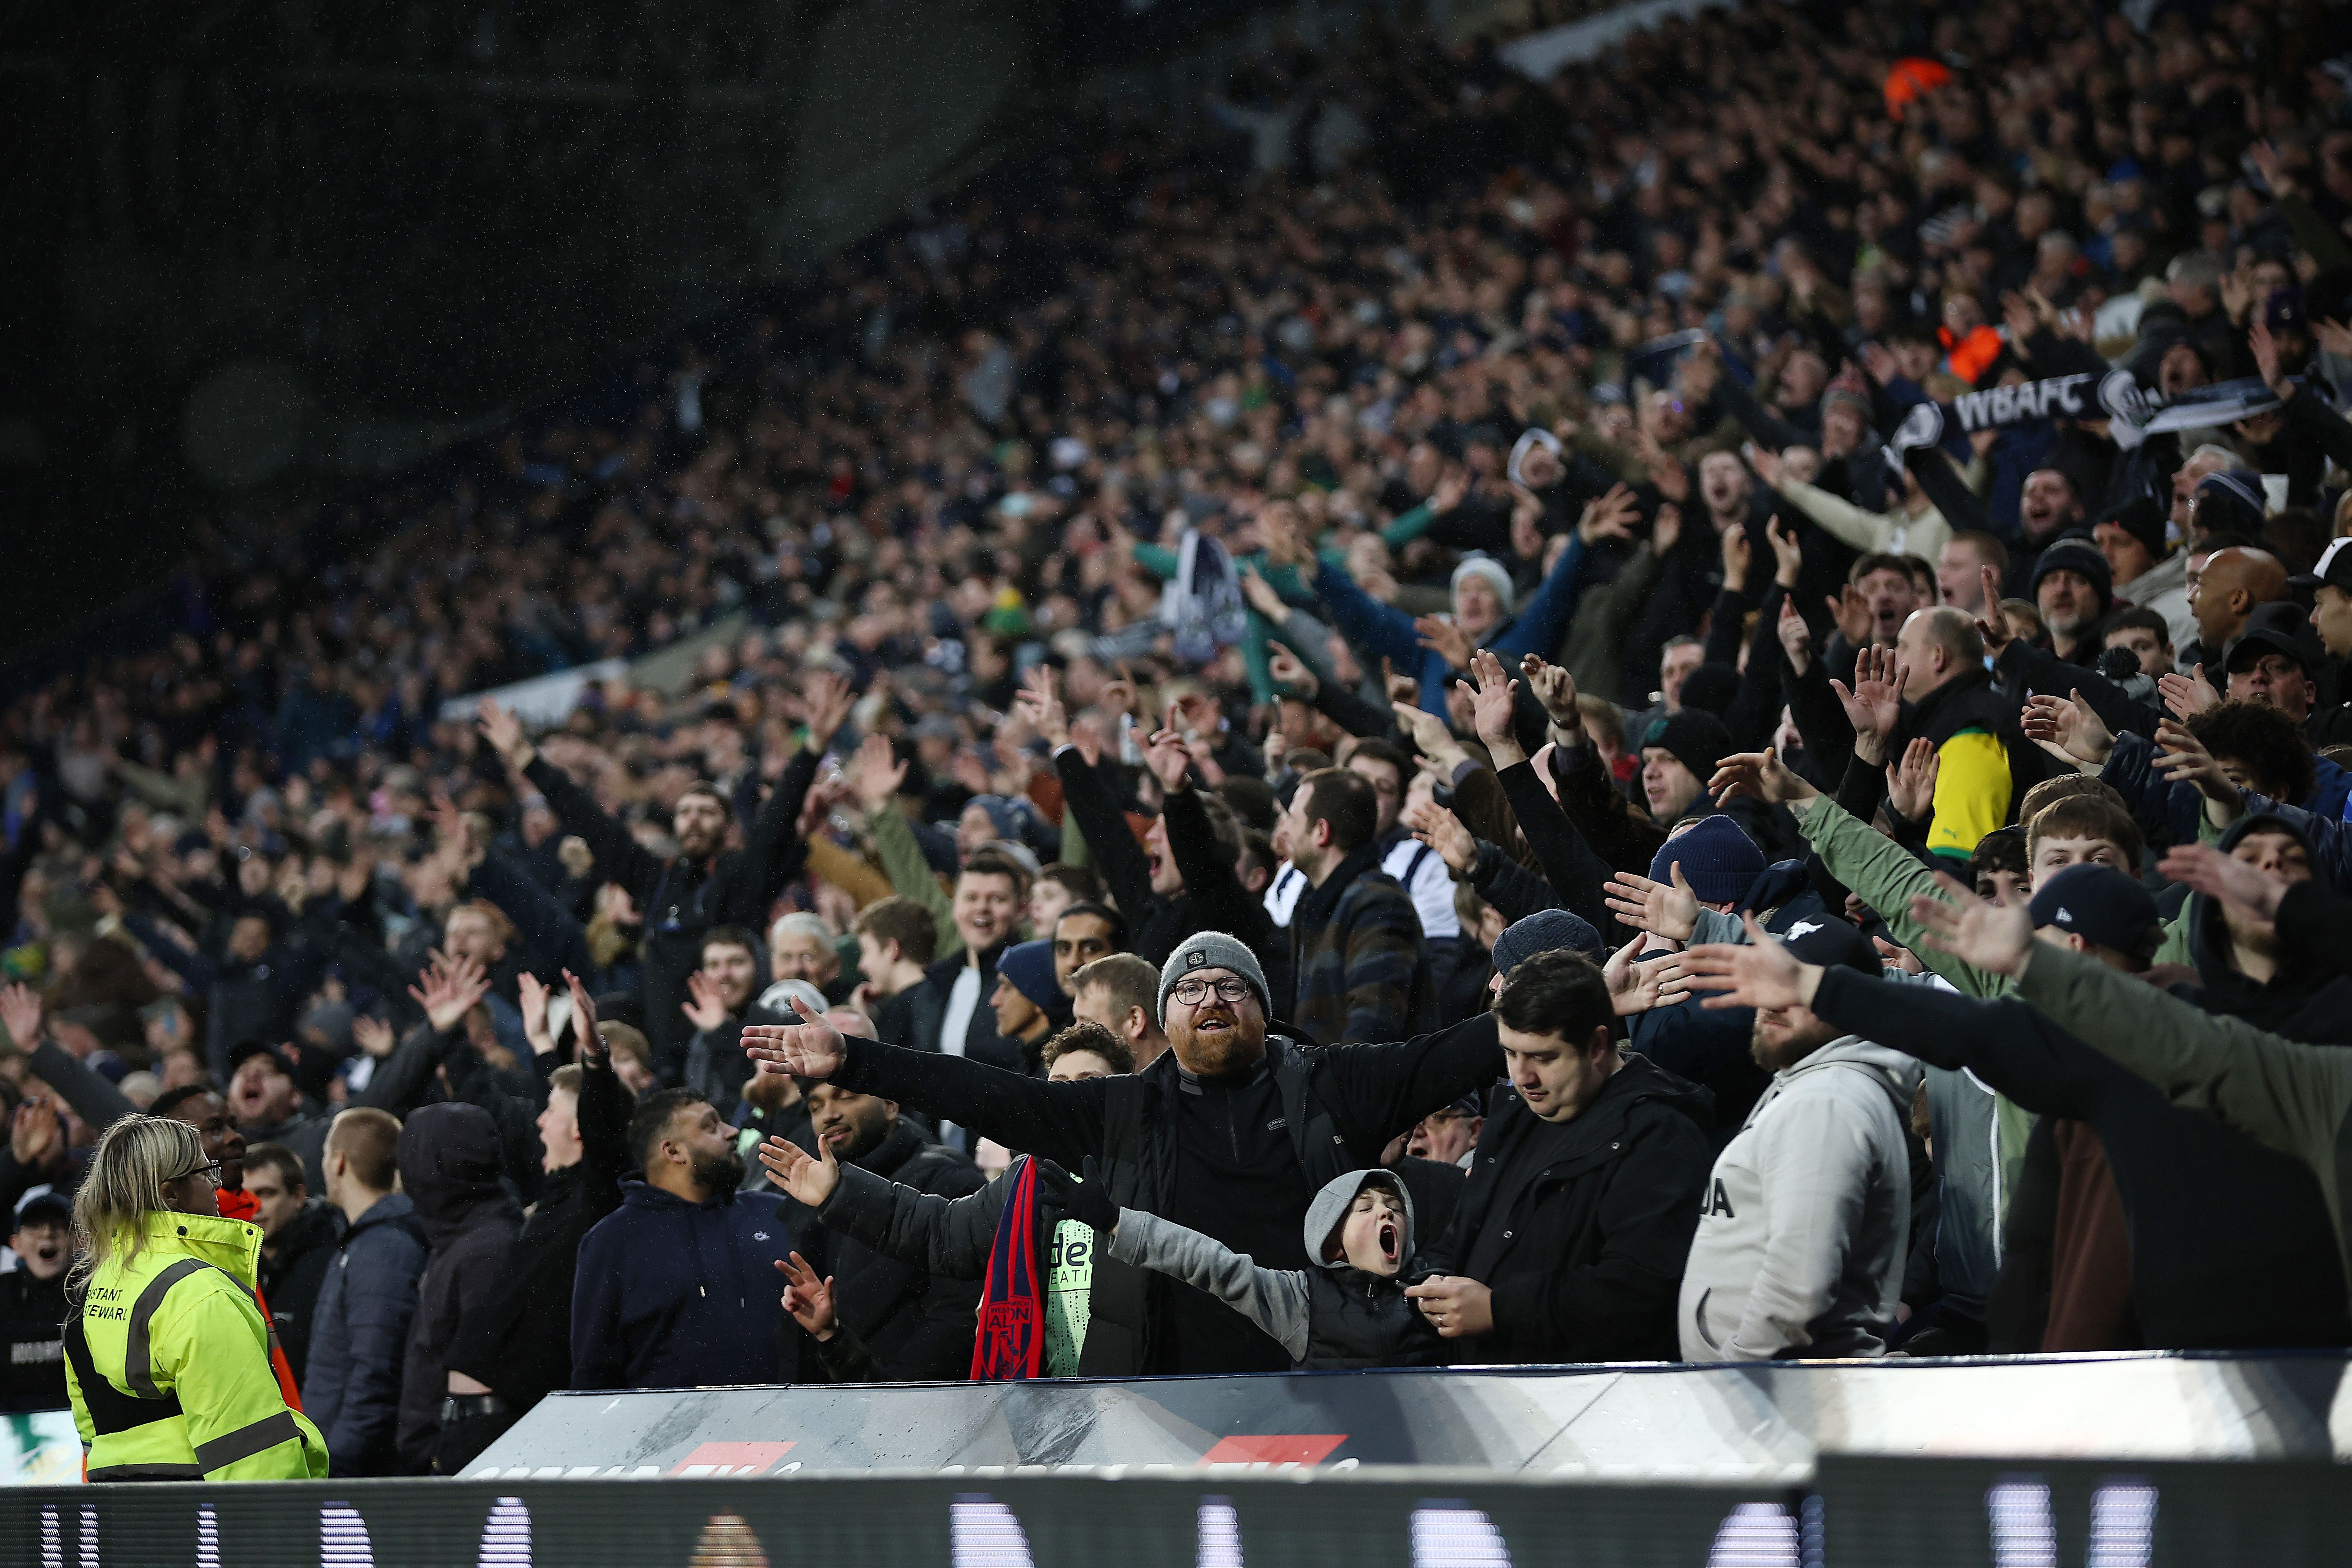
[970,1157,1046,1381]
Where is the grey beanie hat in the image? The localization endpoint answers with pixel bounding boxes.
[1450,555,1517,617]
[1157,933,1272,1025]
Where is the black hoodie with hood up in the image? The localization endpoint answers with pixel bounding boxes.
[393,1102,522,1473]
[2169,811,2352,1043]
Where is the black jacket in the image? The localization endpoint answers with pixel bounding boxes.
[305,1192,428,1477]
[394,1104,523,1472]
[824,1014,1505,1375]
[1299,1266,1448,1369]
[445,1053,632,1411]
[258,1199,342,1394]
[896,943,1025,1074]
[522,746,812,1082]
[0,1267,67,1411]
[805,1121,985,1380]
[1420,1052,1714,1364]
[1814,964,2351,1351]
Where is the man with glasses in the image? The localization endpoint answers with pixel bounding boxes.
[744,931,1501,1376]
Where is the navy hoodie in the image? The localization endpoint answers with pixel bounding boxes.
[570,1181,805,1390]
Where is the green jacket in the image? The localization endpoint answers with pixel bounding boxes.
[867,808,960,958]
[2011,940,2352,1288]
[66,1210,328,1481]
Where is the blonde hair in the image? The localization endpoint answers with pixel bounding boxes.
[69,1116,207,1295]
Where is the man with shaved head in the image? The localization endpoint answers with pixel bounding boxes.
[1879,606,2060,864]
[2188,546,2287,675]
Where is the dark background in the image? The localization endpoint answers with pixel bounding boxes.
[0,0,1161,668]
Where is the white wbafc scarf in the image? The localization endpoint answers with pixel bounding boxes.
[1885,372,2285,463]
[1160,529,1249,664]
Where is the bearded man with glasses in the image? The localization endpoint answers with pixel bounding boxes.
[744,931,1503,1376]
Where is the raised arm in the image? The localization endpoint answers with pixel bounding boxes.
[1794,795,2005,998]
[755,1015,1112,1169]
[2009,940,2352,1171]
[515,756,664,895]
[1808,965,2092,1118]
[1157,758,1273,947]
[1105,1208,1310,1361]
[814,1161,1010,1279]
[1319,1012,1504,1156]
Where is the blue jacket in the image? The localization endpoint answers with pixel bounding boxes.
[304,1192,428,1477]
[571,1182,806,1391]
[1314,534,1593,715]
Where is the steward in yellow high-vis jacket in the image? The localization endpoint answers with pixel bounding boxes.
[63,1115,328,1481]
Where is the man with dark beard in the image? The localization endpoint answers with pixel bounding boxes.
[744,933,1503,1376]
[1675,918,1921,1362]
[570,1089,804,1389]
[789,1082,982,1380]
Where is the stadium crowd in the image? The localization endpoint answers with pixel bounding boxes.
[8,0,2352,1481]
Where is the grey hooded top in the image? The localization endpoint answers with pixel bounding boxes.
[1105,1168,1417,1363]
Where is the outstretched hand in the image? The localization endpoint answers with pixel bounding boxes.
[800,669,856,755]
[775,1252,839,1340]
[1602,864,1701,944]
[759,1134,841,1208]
[476,697,533,771]
[1602,934,1688,1015]
[2156,842,2291,922]
[1907,871,2034,977]
[410,950,490,1034]
[1458,649,1524,762]
[1678,914,1822,1011]
[1266,641,1319,699]
[1709,749,1817,808]
[2158,663,2221,722]
[2021,689,2115,768]
[742,992,846,1079]
[565,968,605,1063]
[1405,799,1477,875]
[1830,644,1909,765]
[1885,736,1940,823]
[0,982,43,1051]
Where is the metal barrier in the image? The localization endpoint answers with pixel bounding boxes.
[464,1352,2352,1482]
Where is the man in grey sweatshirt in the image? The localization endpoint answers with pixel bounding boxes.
[1677,916,1921,1361]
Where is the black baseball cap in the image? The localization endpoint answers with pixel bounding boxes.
[2222,602,2323,676]
[12,1190,72,1229]
[2027,864,2159,956]
[227,1038,298,1080]
[1775,914,1880,975]
[2290,537,2352,594]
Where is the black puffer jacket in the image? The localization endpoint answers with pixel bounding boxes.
[1419,1052,1713,1364]
[804,1120,985,1380]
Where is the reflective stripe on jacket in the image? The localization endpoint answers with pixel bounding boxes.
[64,1210,328,1482]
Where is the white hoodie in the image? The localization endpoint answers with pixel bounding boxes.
[1677,1036,1923,1361]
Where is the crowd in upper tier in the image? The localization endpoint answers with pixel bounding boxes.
[7,0,2352,1482]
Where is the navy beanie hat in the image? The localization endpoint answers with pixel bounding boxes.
[1650,815,1766,906]
[1491,909,1604,976]
[997,940,1062,1013]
